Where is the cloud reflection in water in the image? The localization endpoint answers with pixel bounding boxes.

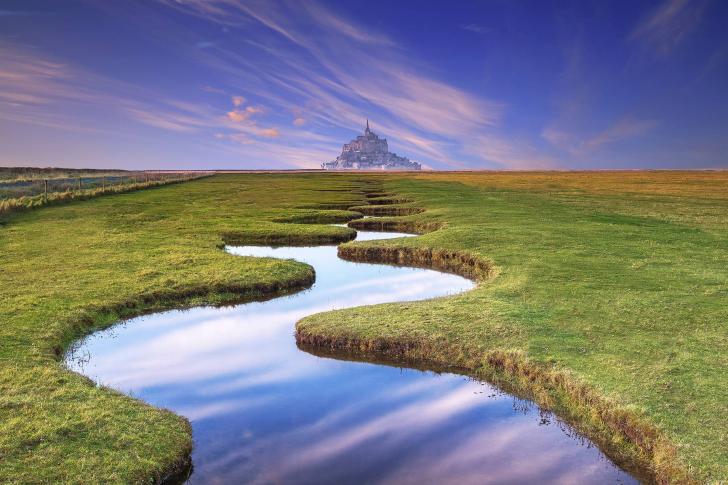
[66,233,636,484]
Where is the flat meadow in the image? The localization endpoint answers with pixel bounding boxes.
[0,171,726,483]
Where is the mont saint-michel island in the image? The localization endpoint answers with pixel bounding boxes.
[322,120,421,170]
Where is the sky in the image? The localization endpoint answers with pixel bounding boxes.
[1,0,727,170]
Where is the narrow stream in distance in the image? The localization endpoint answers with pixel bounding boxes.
[66,228,638,484]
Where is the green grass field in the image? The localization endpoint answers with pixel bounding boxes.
[1,172,726,483]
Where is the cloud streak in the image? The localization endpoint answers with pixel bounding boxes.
[5,1,710,169]
[148,0,539,169]
[0,2,559,169]
[630,0,706,57]
[542,117,658,156]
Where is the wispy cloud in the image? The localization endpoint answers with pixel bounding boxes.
[0,41,301,164]
[0,9,55,17]
[3,0,726,170]
[150,0,536,169]
[542,28,661,164]
[201,85,227,94]
[124,106,207,133]
[0,42,129,133]
[4,1,559,169]
[0,2,557,169]
[630,0,706,57]
[583,117,658,150]
[542,116,658,155]
[0,43,209,136]
[0,44,86,105]
[461,24,490,35]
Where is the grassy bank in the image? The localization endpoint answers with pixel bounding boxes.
[1,172,726,483]
[0,174,209,217]
[0,174,366,483]
[297,171,728,483]
[0,167,129,181]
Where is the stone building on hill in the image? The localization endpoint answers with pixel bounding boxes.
[322,120,421,171]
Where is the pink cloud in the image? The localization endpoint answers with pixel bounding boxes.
[258,127,280,137]
[226,109,252,123]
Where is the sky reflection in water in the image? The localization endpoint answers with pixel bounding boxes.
[66,230,636,484]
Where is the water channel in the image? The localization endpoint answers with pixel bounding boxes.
[66,226,638,484]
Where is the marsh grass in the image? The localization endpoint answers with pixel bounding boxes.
[347,204,425,216]
[0,174,370,484]
[1,171,726,483]
[0,175,207,218]
[299,171,728,483]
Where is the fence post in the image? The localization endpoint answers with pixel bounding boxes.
[78,177,82,192]
[102,176,106,191]
[44,179,48,202]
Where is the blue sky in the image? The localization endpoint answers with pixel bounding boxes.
[1,0,727,170]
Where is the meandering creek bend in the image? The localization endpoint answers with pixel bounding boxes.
[66,227,638,484]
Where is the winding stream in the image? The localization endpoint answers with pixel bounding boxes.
[66,226,638,484]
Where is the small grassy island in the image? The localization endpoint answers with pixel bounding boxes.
[0,172,726,483]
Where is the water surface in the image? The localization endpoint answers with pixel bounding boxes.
[66,228,637,484]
